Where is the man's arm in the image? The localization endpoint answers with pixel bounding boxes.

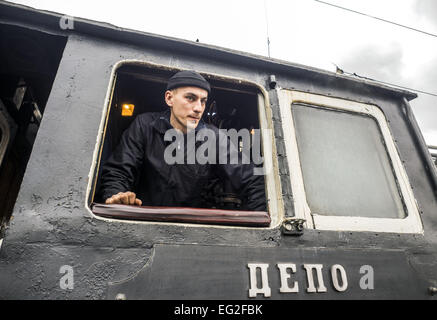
[99,116,145,205]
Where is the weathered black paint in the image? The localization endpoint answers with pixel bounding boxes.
[108,244,428,300]
[0,2,436,300]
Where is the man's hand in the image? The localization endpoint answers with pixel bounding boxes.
[105,191,142,206]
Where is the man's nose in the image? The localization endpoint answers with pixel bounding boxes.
[193,100,203,112]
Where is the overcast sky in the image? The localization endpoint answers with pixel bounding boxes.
[8,0,437,145]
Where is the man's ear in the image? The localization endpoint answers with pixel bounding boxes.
[165,90,173,107]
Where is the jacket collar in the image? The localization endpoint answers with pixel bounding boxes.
[152,109,206,135]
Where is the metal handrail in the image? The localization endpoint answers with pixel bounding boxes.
[402,98,437,195]
[429,146,437,160]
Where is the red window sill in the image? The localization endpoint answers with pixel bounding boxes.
[92,203,270,227]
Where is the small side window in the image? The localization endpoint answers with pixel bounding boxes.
[429,146,437,169]
[0,105,11,166]
[279,90,423,233]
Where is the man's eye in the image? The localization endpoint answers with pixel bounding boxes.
[186,96,195,101]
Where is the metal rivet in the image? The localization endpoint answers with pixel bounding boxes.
[269,75,277,89]
[429,287,437,295]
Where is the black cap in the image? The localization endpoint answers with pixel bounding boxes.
[166,70,211,94]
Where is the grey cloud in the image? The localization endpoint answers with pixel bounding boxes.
[415,55,437,88]
[338,43,404,82]
[407,55,437,139]
[414,0,437,24]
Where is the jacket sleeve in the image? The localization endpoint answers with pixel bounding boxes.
[98,116,145,201]
[215,129,267,211]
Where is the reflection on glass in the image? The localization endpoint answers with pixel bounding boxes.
[292,103,405,219]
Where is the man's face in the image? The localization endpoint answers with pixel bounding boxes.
[165,86,208,133]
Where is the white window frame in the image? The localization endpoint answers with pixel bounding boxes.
[278,89,423,234]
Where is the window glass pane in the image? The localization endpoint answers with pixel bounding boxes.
[292,103,405,219]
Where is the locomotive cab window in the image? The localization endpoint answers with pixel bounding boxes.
[88,63,278,228]
[279,90,423,234]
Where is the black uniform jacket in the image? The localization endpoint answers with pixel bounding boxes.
[99,111,266,211]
